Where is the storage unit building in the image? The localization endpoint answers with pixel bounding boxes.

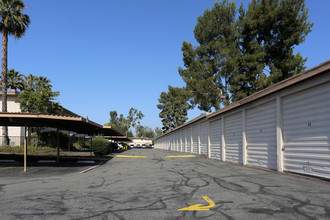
[154,60,330,180]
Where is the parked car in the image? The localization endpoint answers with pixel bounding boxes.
[110,142,119,151]
[142,144,147,149]
[136,144,141,148]
[130,144,135,149]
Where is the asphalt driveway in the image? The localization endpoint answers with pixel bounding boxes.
[0,149,329,219]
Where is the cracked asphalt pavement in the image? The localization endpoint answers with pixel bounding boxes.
[0,149,329,219]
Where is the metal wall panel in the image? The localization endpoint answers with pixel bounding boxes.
[246,101,277,169]
[180,128,186,152]
[192,124,199,154]
[283,82,330,179]
[200,121,208,156]
[186,126,192,152]
[210,118,222,160]
[175,131,179,151]
[172,132,175,151]
[183,129,187,152]
[224,112,243,164]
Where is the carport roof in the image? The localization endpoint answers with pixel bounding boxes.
[102,126,124,137]
[0,112,124,136]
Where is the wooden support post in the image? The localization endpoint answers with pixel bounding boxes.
[24,126,27,172]
[57,129,60,162]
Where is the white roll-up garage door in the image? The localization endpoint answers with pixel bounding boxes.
[246,101,277,170]
[175,131,179,151]
[186,126,192,153]
[181,129,185,152]
[210,118,222,160]
[182,129,186,152]
[192,124,199,154]
[224,111,243,164]
[283,82,330,179]
[173,133,177,151]
[170,134,174,151]
[200,121,208,156]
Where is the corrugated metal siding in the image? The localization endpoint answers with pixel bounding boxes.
[246,101,277,170]
[283,82,330,179]
[225,112,243,164]
[175,131,179,151]
[210,118,222,160]
[186,126,192,152]
[171,133,175,150]
[183,129,187,152]
[181,128,186,152]
[200,121,208,156]
[192,125,199,154]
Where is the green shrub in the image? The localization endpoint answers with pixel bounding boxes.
[39,131,70,149]
[92,137,111,156]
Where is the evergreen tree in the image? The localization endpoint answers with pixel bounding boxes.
[105,108,144,135]
[179,0,237,111]
[231,0,313,101]
[179,0,313,109]
[157,86,191,132]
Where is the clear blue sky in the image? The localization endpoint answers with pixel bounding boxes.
[6,0,330,130]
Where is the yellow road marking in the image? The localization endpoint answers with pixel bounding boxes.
[178,196,215,211]
[165,155,196,158]
[115,155,148,158]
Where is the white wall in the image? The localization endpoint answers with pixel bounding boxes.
[0,95,24,146]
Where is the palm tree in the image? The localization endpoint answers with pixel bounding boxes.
[0,0,30,145]
[7,69,25,91]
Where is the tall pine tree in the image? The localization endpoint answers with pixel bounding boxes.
[157,86,192,132]
[179,0,313,110]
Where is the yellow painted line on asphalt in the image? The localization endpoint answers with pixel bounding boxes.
[178,196,215,211]
[115,155,148,158]
[165,155,196,158]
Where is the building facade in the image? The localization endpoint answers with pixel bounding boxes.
[0,90,24,146]
[129,137,153,146]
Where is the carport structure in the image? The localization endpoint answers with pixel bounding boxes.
[0,112,124,172]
